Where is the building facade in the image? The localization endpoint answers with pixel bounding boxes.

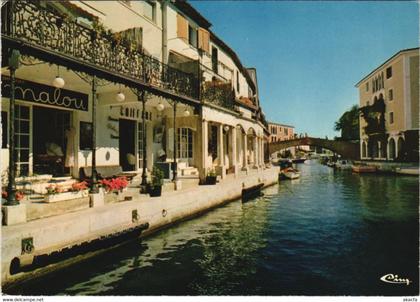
[268,122,294,143]
[356,48,419,162]
[1,0,268,200]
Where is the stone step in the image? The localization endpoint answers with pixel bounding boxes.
[181,167,198,176]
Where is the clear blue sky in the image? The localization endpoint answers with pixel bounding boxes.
[191,1,419,138]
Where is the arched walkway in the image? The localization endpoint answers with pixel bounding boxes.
[362,141,367,158]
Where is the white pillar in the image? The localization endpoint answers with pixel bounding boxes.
[218,124,225,179]
[253,136,258,168]
[231,127,238,177]
[243,133,248,171]
[201,120,209,180]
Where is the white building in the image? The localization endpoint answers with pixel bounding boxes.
[1,0,268,197]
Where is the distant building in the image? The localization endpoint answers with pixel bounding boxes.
[267,122,296,158]
[355,48,419,161]
[267,122,294,143]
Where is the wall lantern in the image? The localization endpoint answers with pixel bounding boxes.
[183,108,190,117]
[116,84,125,102]
[224,125,230,131]
[156,102,165,112]
[116,92,125,102]
[52,66,65,88]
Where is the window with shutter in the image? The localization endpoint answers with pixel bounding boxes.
[177,14,188,42]
[198,28,210,53]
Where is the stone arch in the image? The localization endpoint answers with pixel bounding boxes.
[388,137,396,160]
[362,141,367,158]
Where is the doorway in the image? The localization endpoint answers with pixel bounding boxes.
[33,106,71,176]
[119,119,136,171]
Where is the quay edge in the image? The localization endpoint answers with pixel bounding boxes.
[1,167,279,288]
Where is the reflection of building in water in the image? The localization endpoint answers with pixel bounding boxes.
[358,175,418,221]
[62,198,271,295]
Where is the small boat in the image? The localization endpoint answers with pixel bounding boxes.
[352,165,377,173]
[335,160,352,170]
[395,167,419,176]
[326,161,336,168]
[281,167,301,179]
[242,183,264,202]
[292,158,306,164]
[278,159,293,169]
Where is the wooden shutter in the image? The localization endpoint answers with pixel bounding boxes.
[198,28,210,53]
[177,14,188,42]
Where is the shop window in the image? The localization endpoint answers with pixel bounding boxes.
[80,122,93,150]
[386,66,392,79]
[2,111,7,149]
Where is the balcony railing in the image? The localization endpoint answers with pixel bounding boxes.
[1,0,199,100]
[200,64,235,110]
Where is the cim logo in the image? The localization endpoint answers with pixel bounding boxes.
[380,273,411,285]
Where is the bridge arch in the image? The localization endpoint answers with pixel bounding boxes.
[268,137,360,160]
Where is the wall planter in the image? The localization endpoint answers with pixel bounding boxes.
[205,176,217,185]
[44,190,89,203]
[148,185,162,197]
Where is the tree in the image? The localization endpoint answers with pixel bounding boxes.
[334,105,359,141]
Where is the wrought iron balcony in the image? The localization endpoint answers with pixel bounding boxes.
[200,64,235,110]
[1,0,199,100]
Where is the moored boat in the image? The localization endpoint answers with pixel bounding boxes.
[395,167,419,176]
[352,165,377,173]
[281,167,301,179]
[292,157,306,164]
[335,160,352,170]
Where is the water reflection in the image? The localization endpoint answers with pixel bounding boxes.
[7,162,419,296]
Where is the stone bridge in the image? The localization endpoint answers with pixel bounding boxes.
[268,137,360,160]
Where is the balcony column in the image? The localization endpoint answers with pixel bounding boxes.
[5,50,20,206]
[218,124,226,179]
[200,119,209,181]
[172,101,178,182]
[89,75,99,194]
[231,126,238,177]
[140,91,148,192]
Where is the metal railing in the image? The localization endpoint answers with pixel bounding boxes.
[200,63,235,110]
[1,0,199,100]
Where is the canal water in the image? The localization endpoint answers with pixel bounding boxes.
[8,162,419,296]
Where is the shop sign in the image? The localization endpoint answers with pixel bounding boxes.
[1,76,89,111]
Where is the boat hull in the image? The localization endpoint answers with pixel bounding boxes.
[352,165,377,173]
[395,167,419,176]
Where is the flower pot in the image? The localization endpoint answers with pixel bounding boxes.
[205,175,217,185]
[45,190,89,203]
[149,185,162,197]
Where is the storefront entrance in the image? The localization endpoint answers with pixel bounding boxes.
[119,119,136,171]
[33,106,71,176]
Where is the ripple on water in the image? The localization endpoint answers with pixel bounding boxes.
[6,163,419,296]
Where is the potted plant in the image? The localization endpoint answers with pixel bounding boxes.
[149,166,164,197]
[205,169,217,185]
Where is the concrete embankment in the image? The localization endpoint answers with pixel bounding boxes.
[1,167,279,287]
